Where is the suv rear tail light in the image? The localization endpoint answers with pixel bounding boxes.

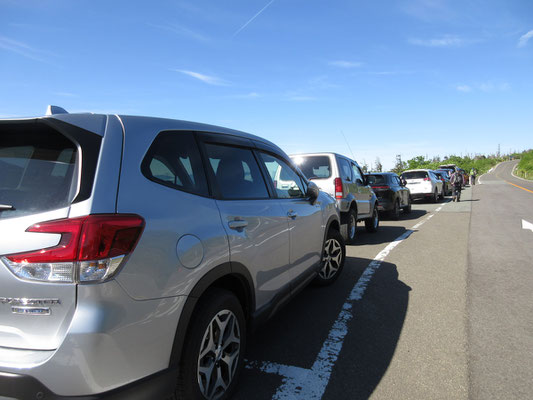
[372,185,390,190]
[334,178,344,199]
[1,214,145,283]
[424,177,430,181]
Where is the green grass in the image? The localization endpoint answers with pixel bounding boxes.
[515,150,533,180]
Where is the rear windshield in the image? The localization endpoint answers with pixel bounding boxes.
[368,174,386,185]
[291,155,331,179]
[402,171,428,180]
[0,126,79,219]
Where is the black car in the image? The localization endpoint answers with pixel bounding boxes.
[367,172,411,219]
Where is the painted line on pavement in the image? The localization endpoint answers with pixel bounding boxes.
[506,181,533,194]
[246,204,447,399]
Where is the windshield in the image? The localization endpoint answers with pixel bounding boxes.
[0,126,79,219]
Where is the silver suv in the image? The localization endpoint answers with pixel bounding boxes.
[0,108,345,400]
[291,152,379,244]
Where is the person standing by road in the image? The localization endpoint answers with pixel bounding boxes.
[450,168,464,202]
[470,167,477,185]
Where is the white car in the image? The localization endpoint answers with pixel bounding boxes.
[401,169,444,203]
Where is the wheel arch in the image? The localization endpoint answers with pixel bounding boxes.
[168,262,255,368]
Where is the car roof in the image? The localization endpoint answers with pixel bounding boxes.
[402,169,432,172]
[1,111,281,151]
[290,152,358,163]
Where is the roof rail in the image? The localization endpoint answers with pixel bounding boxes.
[46,105,69,115]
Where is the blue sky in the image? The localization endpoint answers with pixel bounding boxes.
[1,0,532,169]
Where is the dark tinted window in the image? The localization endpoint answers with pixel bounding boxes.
[368,174,386,185]
[260,153,305,198]
[0,127,79,219]
[338,158,353,181]
[402,171,428,180]
[142,131,208,196]
[205,144,269,200]
[292,155,331,179]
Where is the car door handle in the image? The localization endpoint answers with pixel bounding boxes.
[287,210,298,219]
[228,220,248,230]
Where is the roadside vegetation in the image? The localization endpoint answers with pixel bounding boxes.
[388,154,508,175]
[515,150,533,180]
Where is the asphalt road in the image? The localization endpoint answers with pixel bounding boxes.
[231,162,533,400]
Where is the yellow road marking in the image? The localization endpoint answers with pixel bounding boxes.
[506,181,533,194]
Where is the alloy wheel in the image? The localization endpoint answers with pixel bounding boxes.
[197,310,241,400]
[319,238,343,280]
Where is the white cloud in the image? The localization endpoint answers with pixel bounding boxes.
[518,30,533,47]
[174,70,230,86]
[456,85,472,92]
[328,60,363,68]
[0,35,48,62]
[456,82,510,93]
[409,34,464,47]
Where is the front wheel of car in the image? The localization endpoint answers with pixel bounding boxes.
[314,229,345,286]
[175,288,246,400]
[365,206,379,232]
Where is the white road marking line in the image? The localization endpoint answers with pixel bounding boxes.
[522,219,533,233]
[246,205,445,399]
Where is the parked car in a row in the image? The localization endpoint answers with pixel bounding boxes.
[0,107,345,400]
[401,169,444,203]
[367,172,411,219]
[291,152,379,244]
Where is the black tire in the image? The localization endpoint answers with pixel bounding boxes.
[389,199,400,220]
[314,228,345,286]
[365,206,379,232]
[431,189,438,203]
[403,196,412,214]
[340,208,357,244]
[175,288,246,400]
[439,187,444,200]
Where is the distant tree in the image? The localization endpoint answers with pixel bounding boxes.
[390,154,406,174]
[375,157,383,172]
[361,160,369,173]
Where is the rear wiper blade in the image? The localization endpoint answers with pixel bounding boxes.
[0,204,15,211]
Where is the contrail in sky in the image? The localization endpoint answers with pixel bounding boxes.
[233,0,276,37]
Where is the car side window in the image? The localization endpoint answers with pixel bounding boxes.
[259,152,306,199]
[351,163,363,184]
[204,143,269,200]
[141,131,208,196]
[338,158,353,182]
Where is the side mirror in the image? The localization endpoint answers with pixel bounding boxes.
[401,178,407,186]
[306,181,319,203]
[356,178,364,186]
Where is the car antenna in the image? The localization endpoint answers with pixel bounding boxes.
[341,130,356,160]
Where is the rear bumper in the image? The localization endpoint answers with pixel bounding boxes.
[376,198,392,211]
[0,368,176,400]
